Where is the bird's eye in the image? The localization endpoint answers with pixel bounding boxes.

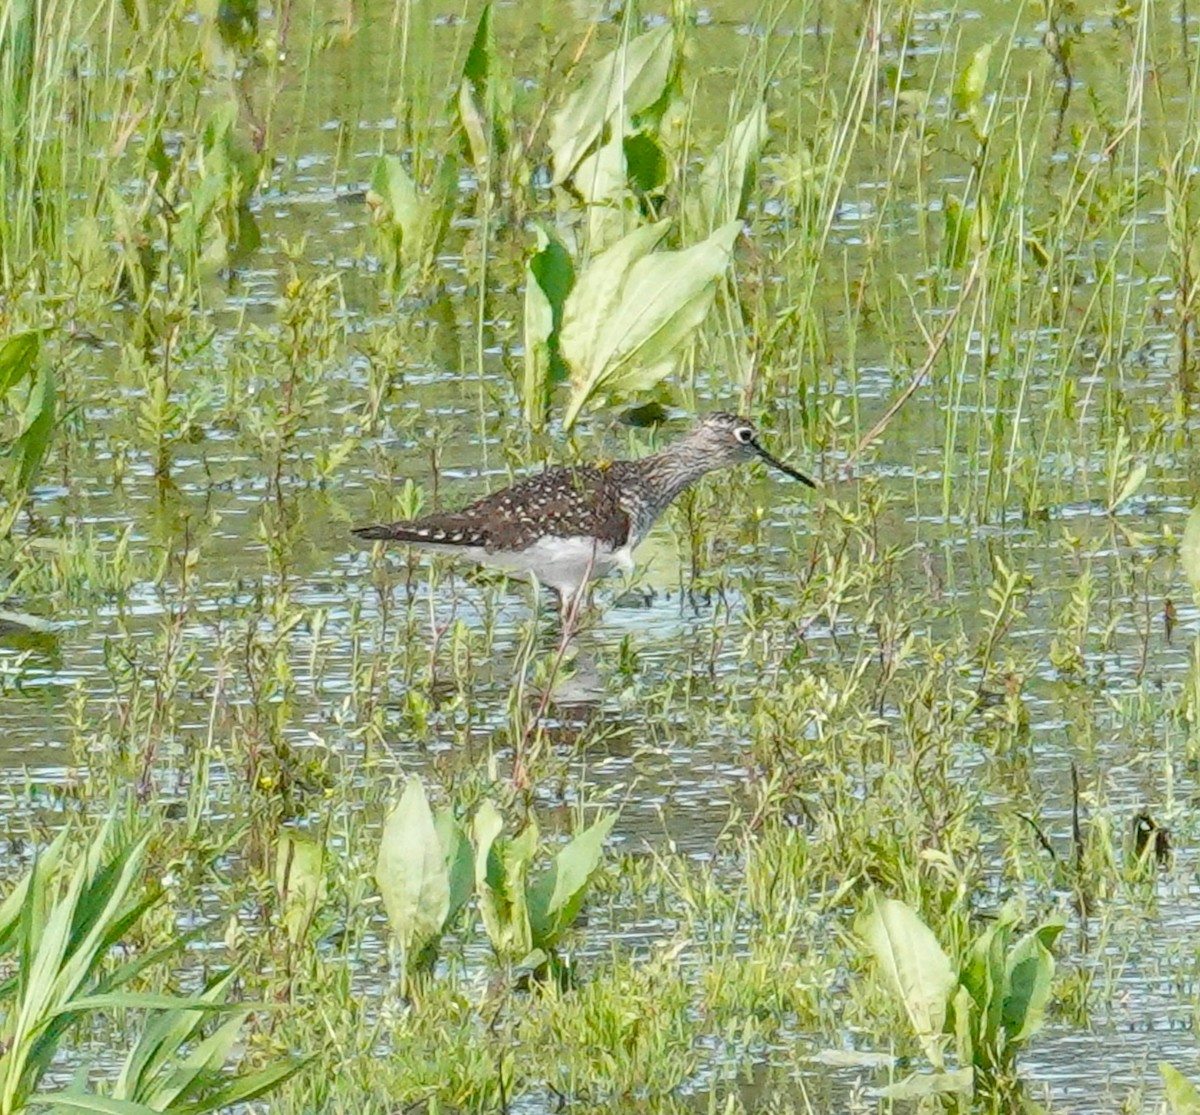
[735,426,754,444]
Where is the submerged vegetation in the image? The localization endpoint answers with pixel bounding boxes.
[2,0,1200,1111]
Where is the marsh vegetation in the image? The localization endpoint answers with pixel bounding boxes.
[2,0,1200,1112]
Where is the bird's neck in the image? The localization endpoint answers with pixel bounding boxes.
[635,441,721,507]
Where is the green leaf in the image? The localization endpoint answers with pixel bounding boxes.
[0,330,39,402]
[274,832,326,946]
[697,102,768,229]
[366,155,424,246]
[171,1055,314,1115]
[15,363,54,491]
[1109,461,1146,513]
[527,812,615,949]
[432,809,473,928]
[114,970,239,1103]
[574,131,630,242]
[1181,504,1200,600]
[522,224,575,431]
[952,42,992,118]
[560,220,741,430]
[26,1094,167,1115]
[1001,921,1062,1044]
[858,897,956,1071]
[375,777,451,969]
[457,3,509,168]
[473,802,535,959]
[1161,1063,1200,1115]
[549,24,675,186]
[624,131,666,195]
[950,982,975,1068]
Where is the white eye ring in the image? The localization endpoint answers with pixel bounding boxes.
[735,426,754,444]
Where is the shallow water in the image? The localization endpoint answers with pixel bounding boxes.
[4,1,1200,1110]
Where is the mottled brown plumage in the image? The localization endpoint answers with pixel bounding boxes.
[353,413,815,615]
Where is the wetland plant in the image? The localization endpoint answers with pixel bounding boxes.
[859,895,1062,1103]
[0,814,308,1114]
[374,777,614,989]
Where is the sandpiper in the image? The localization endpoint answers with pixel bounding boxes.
[353,413,816,617]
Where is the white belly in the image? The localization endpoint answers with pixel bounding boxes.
[399,535,637,602]
[486,535,634,594]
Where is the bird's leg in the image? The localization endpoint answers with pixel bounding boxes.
[558,585,584,644]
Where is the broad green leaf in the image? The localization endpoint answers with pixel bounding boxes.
[1181,504,1200,599]
[549,24,674,185]
[16,364,55,491]
[433,809,473,927]
[472,800,509,953]
[697,103,768,229]
[560,220,669,394]
[0,330,39,402]
[1161,1063,1200,1115]
[952,42,992,118]
[575,132,631,246]
[624,131,666,194]
[473,803,535,959]
[858,897,956,1070]
[522,224,574,430]
[366,155,424,245]
[457,3,509,168]
[527,812,615,949]
[274,832,326,946]
[375,777,450,967]
[950,982,975,1068]
[560,220,741,430]
[1001,921,1062,1044]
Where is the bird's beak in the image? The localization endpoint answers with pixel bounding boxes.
[751,439,818,488]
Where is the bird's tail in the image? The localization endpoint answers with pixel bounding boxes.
[352,521,482,546]
[351,523,405,541]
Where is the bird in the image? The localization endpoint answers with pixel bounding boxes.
[352,413,816,619]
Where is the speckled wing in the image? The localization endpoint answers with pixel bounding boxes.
[352,465,634,553]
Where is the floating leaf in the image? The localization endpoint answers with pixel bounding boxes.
[274,832,326,946]
[560,220,741,429]
[696,102,768,230]
[859,897,956,1070]
[527,812,615,949]
[375,777,450,970]
[1162,1064,1200,1115]
[549,24,674,186]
